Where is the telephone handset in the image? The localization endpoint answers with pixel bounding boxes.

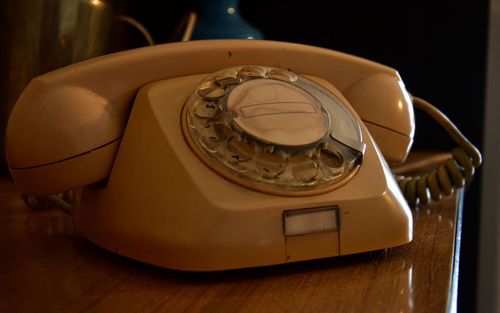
[6,40,429,270]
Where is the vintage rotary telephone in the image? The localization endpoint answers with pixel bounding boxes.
[5,40,481,271]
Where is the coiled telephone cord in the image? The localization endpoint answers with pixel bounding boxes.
[394,97,482,207]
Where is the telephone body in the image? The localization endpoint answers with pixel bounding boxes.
[6,40,414,271]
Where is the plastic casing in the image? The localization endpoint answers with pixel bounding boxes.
[73,74,412,271]
[5,40,414,271]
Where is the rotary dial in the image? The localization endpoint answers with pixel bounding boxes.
[182,66,365,195]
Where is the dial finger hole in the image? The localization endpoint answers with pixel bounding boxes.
[197,81,226,99]
[267,68,298,82]
[214,70,241,86]
[226,138,256,163]
[318,147,346,177]
[256,151,287,179]
[238,66,266,79]
[290,155,318,183]
[194,99,221,119]
[200,123,231,151]
[318,147,343,168]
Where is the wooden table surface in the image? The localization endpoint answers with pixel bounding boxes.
[0,175,461,313]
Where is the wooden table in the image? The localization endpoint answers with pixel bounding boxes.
[0,175,462,313]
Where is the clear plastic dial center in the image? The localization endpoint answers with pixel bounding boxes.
[227,79,330,146]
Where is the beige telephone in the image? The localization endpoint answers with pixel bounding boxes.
[5,40,477,271]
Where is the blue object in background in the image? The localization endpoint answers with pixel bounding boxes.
[192,0,264,40]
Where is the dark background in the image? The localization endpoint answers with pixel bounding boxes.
[122,1,488,311]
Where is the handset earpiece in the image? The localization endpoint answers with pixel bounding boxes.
[342,73,415,164]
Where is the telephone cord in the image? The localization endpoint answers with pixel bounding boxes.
[394,96,482,207]
[22,191,73,215]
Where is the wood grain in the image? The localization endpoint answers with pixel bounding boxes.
[0,176,459,313]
